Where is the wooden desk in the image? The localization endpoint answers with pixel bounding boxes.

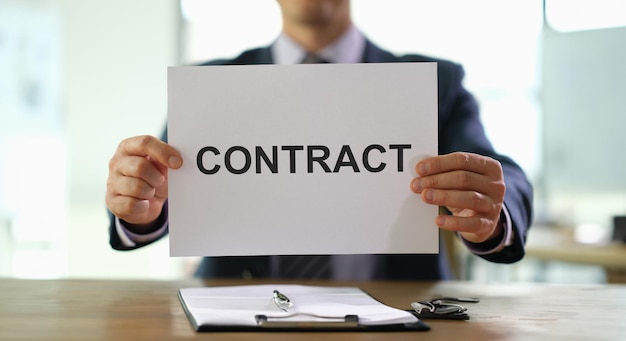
[0,278,624,340]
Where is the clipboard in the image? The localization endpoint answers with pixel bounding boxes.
[178,284,430,332]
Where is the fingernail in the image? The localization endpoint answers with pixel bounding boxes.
[411,179,423,193]
[435,215,446,226]
[169,156,182,168]
[424,189,434,201]
[417,162,429,175]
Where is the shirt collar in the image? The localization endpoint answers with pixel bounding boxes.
[271,25,366,65]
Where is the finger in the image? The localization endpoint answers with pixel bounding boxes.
[435,214,496,236]
[416,152,502,178]
[421,189,501,215]
[411,170,506,202]
[412,170,484,192]
[107,195,150,220]
[113,155,167,189]
[117,135,182,169]
[107,173,156,201]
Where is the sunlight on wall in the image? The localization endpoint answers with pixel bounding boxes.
[546,0,626,32]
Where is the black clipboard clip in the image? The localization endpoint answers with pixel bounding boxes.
[254,314,429,331]
[255,314,359,329]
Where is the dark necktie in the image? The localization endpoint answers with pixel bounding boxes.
[279,254,331,279]
[300,53,330,64]
[278,52,332,279]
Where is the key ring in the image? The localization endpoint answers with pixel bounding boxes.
[410,296,478,318]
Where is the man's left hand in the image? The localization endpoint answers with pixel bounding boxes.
[410,152,506,243]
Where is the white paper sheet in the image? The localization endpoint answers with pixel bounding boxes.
[179,284,418,326]
[168,62,438,256]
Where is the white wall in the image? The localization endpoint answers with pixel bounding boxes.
[0,0,66,278]
[59,0,186,278]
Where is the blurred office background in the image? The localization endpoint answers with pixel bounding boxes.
[1,0,624,282]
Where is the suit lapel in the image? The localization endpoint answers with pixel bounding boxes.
[253,47,274,64]
[360,40,400,63]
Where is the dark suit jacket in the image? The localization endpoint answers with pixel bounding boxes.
[109,39,533,280]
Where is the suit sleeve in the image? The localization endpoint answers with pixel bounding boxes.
[436,61,534,263]
[108,205,169,251]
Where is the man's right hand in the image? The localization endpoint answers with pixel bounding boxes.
[106,135,182,232]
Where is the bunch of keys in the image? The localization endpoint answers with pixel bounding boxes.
[410,297,480,320]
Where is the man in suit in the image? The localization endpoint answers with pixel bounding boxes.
[106,0,533,280]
